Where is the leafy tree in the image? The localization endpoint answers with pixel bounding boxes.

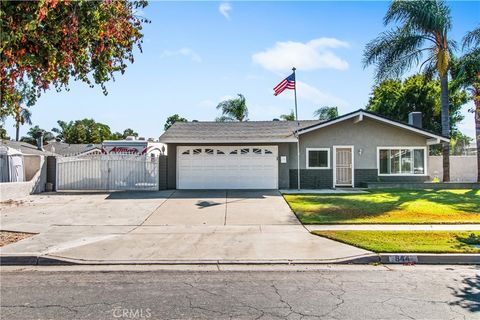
[450,133,473,156]
[363,0,454,181]
[216,94,248,122]
[313,106,338,121]
[450,26,480,181]
[366,74,467,136]
[52,119,112,144]
[1,0,149,118]
[280,110,295,121]
[14,106,32,142]
[0,124,10,140]
[164,114,188,131]
[110,128,139,140]
[21,126,54,145]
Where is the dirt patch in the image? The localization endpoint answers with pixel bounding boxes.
[0,199,25,207]
[0,231,35,247]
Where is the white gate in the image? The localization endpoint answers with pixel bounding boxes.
[57,154,159,191]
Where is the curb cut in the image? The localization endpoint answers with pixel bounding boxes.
[1,253,478,266]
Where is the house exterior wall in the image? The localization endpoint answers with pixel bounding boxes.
[289,117,430,188]
[166,142,290,189]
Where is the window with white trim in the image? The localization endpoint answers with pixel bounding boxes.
[378,147,425,175]
[306,148,330,169]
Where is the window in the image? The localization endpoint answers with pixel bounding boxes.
[193,149,202,155]
[182,150,190,155]
[216,150,225,155]
[240,148,249,154]
[377,147,426,175]
[306,148,330,169]
[230,150,238,155]
[205,148,214,155]
[264,149,273,154]
[252,148,262,154]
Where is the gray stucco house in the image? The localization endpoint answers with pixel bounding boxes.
[159,109,449,189]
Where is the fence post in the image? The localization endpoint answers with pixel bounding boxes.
[46,156,57,191]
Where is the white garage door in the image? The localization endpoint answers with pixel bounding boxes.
[177,146,278,189]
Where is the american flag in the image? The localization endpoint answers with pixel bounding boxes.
[273,72,295,96]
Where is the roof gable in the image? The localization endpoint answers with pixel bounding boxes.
[297,109,449,142]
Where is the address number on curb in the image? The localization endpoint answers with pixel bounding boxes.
[388,255,419,263]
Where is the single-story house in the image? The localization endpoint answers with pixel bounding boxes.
[44,141,103,156]
[159,109,449,190]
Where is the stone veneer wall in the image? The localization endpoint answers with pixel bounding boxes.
[289,169,333,189]
[354,169,428,187]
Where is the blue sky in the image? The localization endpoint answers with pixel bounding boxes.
[4,1,479,139]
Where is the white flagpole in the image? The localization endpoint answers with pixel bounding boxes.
[293,67,301,190]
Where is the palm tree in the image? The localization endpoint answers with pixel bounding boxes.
[313,106,338,121]
[363,0,454,181]
[21,126,54,146]
[216,94,248,122]
[451,26,480,181]
[280,110,295,121]
[14,105,32,141]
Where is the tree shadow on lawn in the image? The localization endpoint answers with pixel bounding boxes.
[291,189,480,223]
[449,270,480,313]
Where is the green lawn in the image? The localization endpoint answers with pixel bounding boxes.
[312,230,480,253]
[284,189,480,224]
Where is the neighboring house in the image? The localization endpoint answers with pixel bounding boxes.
[44,141,102,157]
[0,139,54,156]
[102,137,166,156]
[0,139,54,200]
[159,109,449,189]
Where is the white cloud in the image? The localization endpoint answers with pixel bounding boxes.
[278,81,348,108]
[252,38,349,73]
[219,2,232,20]
[160,48,202,62]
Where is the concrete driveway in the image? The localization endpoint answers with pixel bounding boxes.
[0,190,371,264]
[143,190,300,226]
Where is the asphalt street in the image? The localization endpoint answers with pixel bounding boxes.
[0,265,478,320]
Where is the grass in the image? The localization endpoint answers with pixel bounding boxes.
[284,189,480,224]
[312,230,480,253]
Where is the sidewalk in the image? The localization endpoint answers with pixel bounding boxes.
[304,224,480,231]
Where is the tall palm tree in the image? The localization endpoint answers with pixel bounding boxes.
[14,105,32,141]
[216,94,248,122]
[363,0,455,181]
[451,26,480,181]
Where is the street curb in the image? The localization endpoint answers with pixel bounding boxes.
[1,254,379,266]
[1,253,478,266]
[0,255,76,266]
[379,253,480,265]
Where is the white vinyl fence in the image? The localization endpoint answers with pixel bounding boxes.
[57,154,159,191]
[428,156,478,182]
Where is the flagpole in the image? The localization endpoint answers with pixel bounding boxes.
[293,67,301,190]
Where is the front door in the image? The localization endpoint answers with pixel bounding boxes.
[334,147,353,187]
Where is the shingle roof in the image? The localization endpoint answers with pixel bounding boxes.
[0,140,55,155]
[43,141,102,156]
[159,120,322,143]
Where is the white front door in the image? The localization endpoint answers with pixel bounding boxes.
[177,146,278,189]
[334,146,354,187]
